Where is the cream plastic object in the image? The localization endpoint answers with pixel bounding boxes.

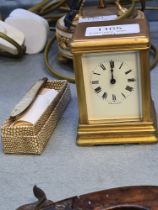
[5,9,49,54]
[12,88,58,126]
[0,20,25,55]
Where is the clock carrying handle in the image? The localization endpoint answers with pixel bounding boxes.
[64,0,138,28]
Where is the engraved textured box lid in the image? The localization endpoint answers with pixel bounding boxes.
[71,19,150,52]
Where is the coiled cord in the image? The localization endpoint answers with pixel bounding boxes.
[44,33,75,83]
[0,32,25,58]
[150,43,158,70]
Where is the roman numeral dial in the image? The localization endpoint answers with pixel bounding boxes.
[100,64,106,70]
[128,78,136,82]
[92,80,99,84]
[102,92,107,100]
[126,86,134,92]
[91,59,136,104]
[95,86,102,93]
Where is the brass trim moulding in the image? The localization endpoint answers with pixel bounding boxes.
[77,116,157,146]
[71,19,150,53]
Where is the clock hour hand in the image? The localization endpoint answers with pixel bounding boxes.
[110,60,116,84]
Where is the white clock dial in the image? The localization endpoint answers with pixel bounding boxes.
[82,51,142,122]
[91,59,136,104]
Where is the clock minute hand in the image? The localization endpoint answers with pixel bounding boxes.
[110,60,116,84]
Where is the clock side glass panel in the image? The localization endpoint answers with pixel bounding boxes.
[81,51,142,122]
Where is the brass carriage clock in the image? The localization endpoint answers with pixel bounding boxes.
[71,18,158,145]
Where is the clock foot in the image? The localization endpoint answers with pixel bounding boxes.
[77,135,158,146]
[77,122,158,146]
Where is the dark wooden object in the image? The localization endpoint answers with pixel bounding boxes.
[17,185,158,210]
[98,0,106,8]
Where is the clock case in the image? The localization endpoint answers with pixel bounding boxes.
[71,18,158,145]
